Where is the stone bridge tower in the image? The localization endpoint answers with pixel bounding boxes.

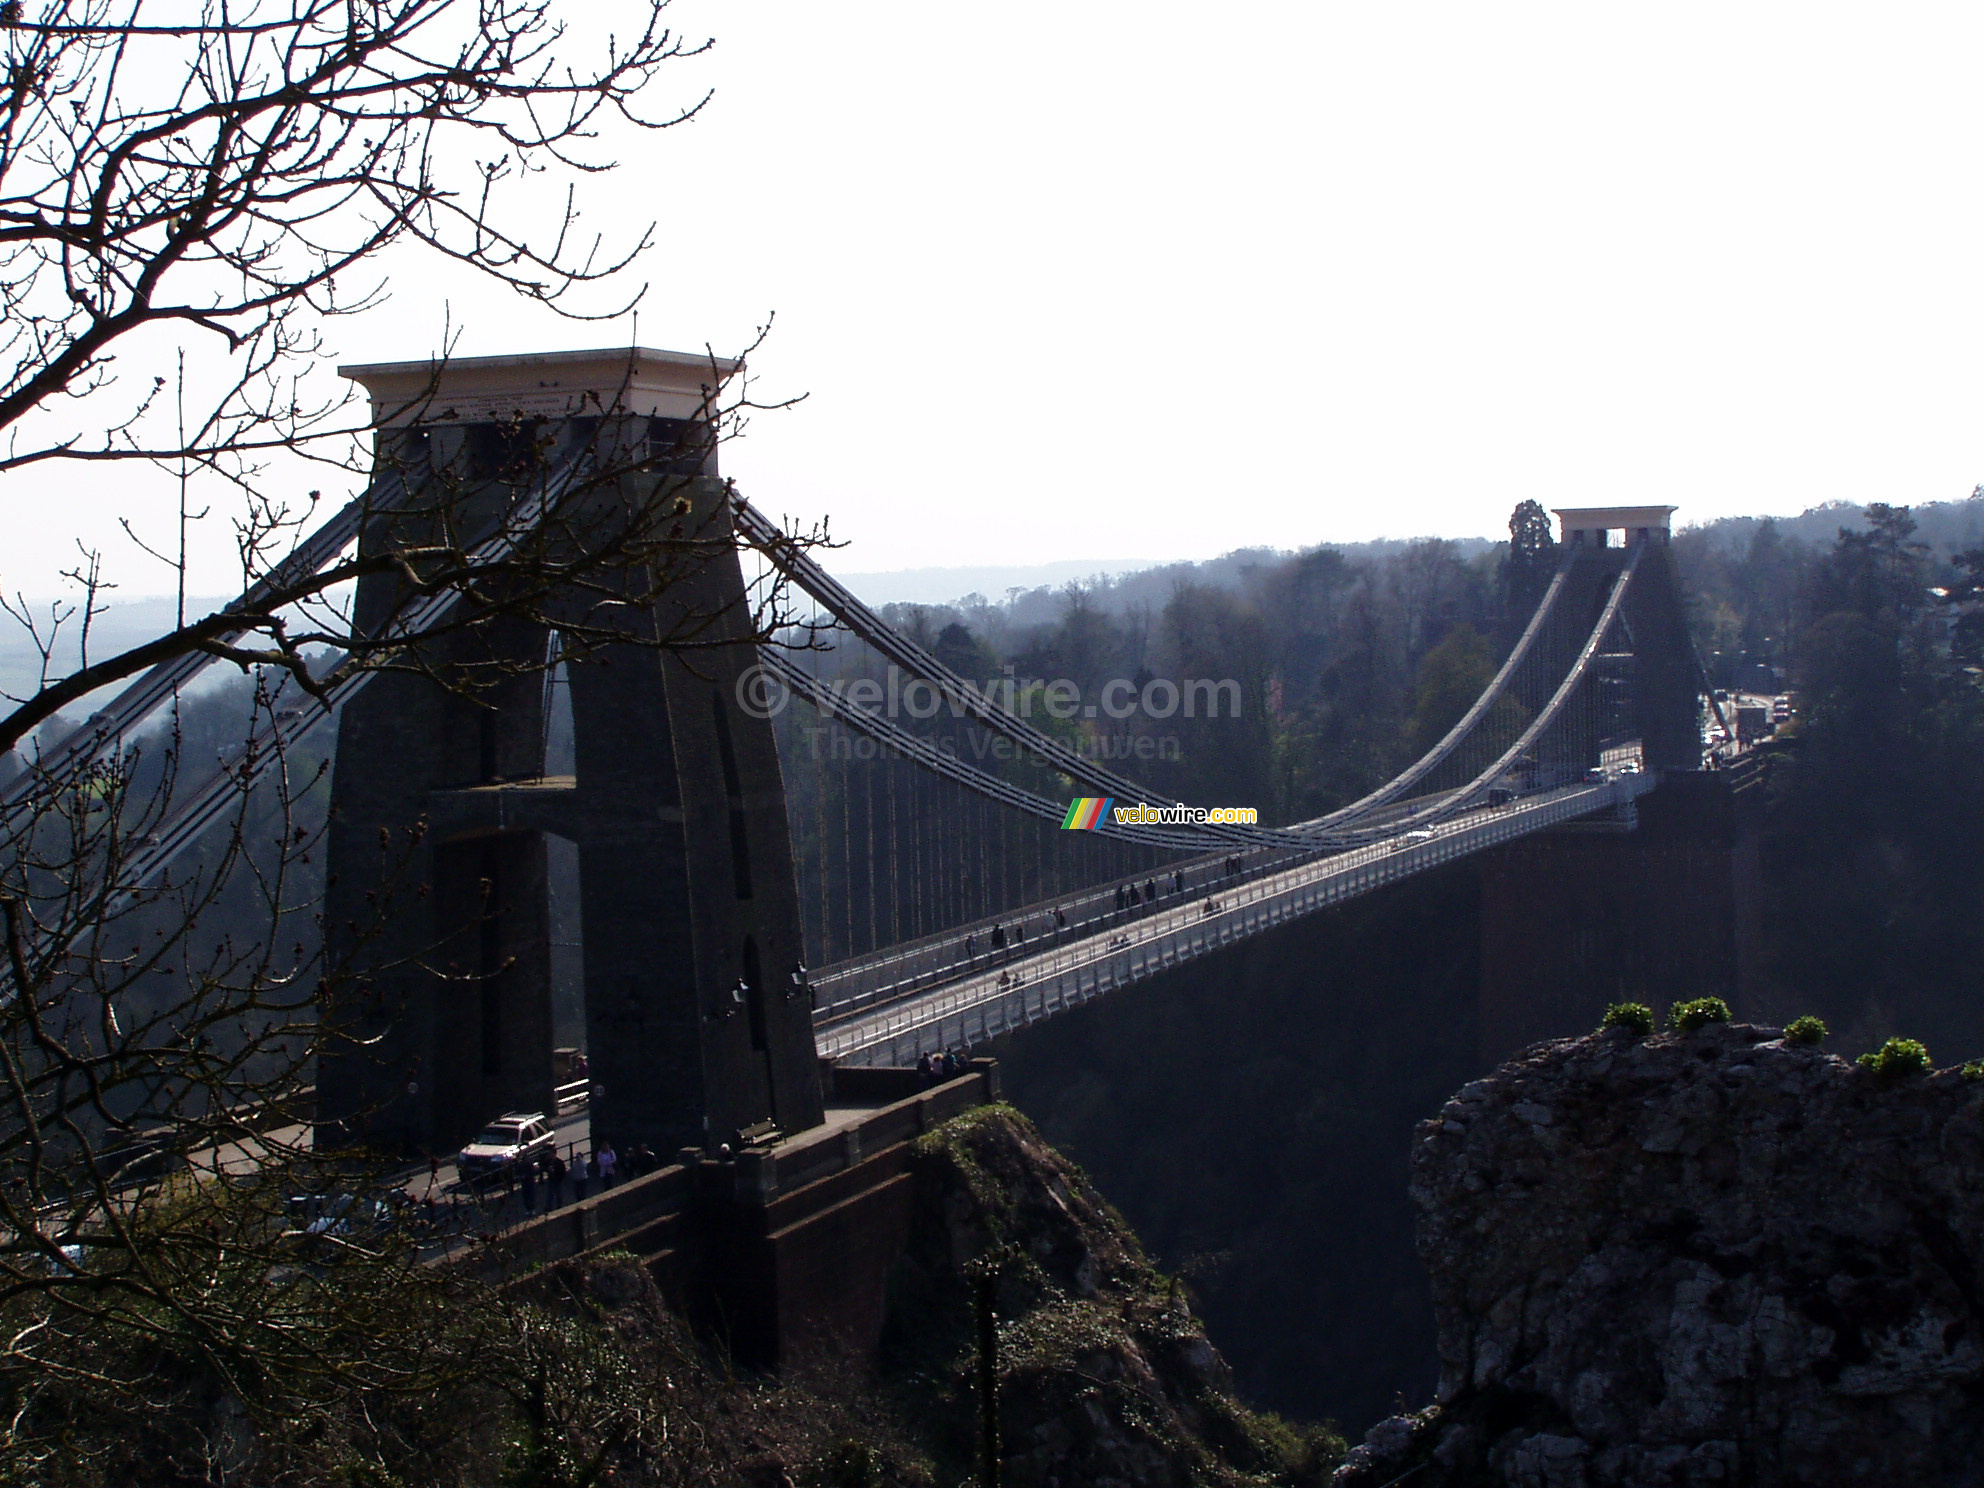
[1553,505,1701,773]
[1478,504,1757,1059]
[317,348,825,1158]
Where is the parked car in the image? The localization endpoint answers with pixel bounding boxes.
[456,1113,555,1182]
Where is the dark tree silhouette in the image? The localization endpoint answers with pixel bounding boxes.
[1502,499,1558,623]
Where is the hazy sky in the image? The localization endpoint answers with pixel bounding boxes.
[12,1,1984,598]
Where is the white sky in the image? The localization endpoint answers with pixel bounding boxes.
[11,1,1984,598]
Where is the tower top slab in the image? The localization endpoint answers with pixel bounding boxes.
[339,345,740,427]
[1552,505,1678,542]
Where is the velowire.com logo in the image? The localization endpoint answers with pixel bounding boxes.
[1062,799,1258,829]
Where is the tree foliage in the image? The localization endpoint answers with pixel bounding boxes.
[1502,498,1557,623]
[1672,499,1984,1064]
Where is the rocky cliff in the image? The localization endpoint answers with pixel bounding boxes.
[1335,1021,1984,1487]
[888,1104,1342,1487]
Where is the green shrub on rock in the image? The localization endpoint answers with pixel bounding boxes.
[1784,1016,1829,1045]
[1857,1037,1930,1078]
[1668,997,1732,1032]
[1963,1061,1984,1083]
[1600,1002,1655,1036]
[814,1439,885,1488]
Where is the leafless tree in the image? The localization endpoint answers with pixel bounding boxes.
[0,0,701,477]
[0,2,830,1477]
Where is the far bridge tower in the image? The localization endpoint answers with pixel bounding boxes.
[1479,503,1758,1057]
[1552,505,1700,773]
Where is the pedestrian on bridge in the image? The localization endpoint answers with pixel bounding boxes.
[917,1051,935,1087]
[965,933,975,960]
[991,923,1006,952]
[1054,906,1067,931]
[1145,877,1157,904]
[598,1142,619,1188]
[544,1150,567,1207]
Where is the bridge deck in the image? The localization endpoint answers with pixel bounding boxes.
[814,773,1655,1066]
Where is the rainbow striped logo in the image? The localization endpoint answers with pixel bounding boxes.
[1061,797,1113,830]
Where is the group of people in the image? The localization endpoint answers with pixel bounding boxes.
[914,1048,972,1086]
[1114,874,1174,911]
[434,1135,666,1219]
[947,859,1254,979]
[517,1138,666,1213]
[963,904,1077,965]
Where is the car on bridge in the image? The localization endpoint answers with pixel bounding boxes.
[278,1192,400,1264]
[456,1113,556,1183]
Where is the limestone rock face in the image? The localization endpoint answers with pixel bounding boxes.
[1335,1023,1984,1488]
[892,1105,1340,1487]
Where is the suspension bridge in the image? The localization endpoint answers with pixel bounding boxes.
[2,347,1729,1163]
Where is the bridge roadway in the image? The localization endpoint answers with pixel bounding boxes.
[804,781,1535,1018]
[814,770,1656,1066]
